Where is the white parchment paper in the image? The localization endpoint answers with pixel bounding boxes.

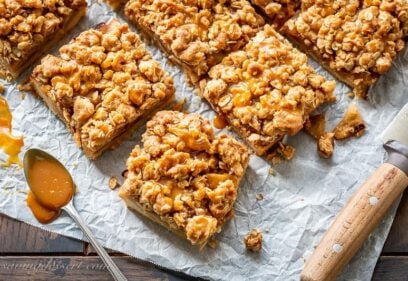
[1,2,408,280]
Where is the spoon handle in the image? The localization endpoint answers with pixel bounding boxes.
[63,202,128,281]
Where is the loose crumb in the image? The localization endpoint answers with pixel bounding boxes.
[256,193,264,201]
[18,79,33,92]
[268,167,276,176]
[266,142,296,164]
[264,227,270,234]
[109,176,119,190]
[244,228,263,252]
[333,104,366,140]
[72,161,78,168]
[171,98,186,112]
[269,155,281,165]
[305,114,336,158]
[318,133,335,159]
[208,240,217,249]
[278,143,296,161]
[347,92,355,99]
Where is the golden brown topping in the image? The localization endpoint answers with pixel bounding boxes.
[186,215,218,246]
[124,0,265,82]
[30,20,175,158]
[283,0,406,97]
[120,111,249,246]
[201,25,336,156]
[244,228,263,252]
[0,0,86,73]
[251,0,299,27]
[333,104,366,140]
[0,83,4,94]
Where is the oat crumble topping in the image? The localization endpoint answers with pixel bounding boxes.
[244,228,263,252]
[0,0,86,78]
[251,0,299,27]
[283,0,407,97]
[119,111,249,246]
[124,0,265,83]
[30,20,175,159]
[200,25,336,156]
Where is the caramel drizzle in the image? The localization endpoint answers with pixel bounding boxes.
[0,96,24,167]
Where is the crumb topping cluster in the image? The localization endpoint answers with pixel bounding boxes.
[124,0,265,82]
[201,25,336,155]
[251,0,299,26]
[31,20,175,155]
[121,111,249,245]
[244,228,263,252]
[283,0,406,95]
[0,0,86,65]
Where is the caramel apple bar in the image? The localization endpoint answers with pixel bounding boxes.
[199,25,336,156]
[119,111,249,247]
[123,0,265,84]
[0,0,87,80]
[281,0,407,97]
[250,0,299,27]
[30,19,175,159]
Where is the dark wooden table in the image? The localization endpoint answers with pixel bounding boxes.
[1,192,407,280]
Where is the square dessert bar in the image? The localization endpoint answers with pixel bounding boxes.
[123,0,265,84]
[200,25,336,156]
[251,0,300,27]
[282,0,407,97]
[30,19,175,159]
[0,0,87,80]
[119,111,249,247]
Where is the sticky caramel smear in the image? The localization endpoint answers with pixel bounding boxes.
[27,155,74,210]
[0,96,24,167]
[26,191,61,224]
[213,114,228,130]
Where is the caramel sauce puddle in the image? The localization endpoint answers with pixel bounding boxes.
[0,96,24,166]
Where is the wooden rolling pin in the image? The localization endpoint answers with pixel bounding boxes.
[301,139,408,281]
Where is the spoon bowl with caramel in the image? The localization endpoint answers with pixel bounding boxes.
[23,148,127,281]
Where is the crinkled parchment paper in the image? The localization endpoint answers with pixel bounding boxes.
[1,2,408,280]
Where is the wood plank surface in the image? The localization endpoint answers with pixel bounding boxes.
[372,257,408,281]
[382,191,408,253]
[0,214,83,254]
[0,192,407,280]
[0,256,196,281]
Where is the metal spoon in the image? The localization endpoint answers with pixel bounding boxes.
[24,149,127,281]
